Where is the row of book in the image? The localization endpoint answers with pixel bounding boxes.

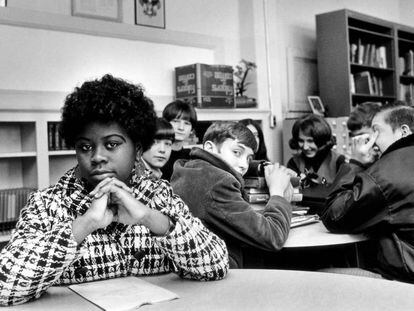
[350,71,384,95]
[48,122,71,151]
[350,40,388,68]
[0,188,34,231]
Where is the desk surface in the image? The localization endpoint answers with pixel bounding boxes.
[284,221,367,248]
[4,270,414,311]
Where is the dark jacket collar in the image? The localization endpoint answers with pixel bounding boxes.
[381,133,414,157]
[189,147,245,186]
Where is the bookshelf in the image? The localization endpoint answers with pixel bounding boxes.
[316,9,400,116]
[0,111,77,245]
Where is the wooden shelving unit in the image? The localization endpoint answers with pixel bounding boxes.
[0,111,77,245]
[315,9,412,117]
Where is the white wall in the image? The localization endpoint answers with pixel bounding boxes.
[1,0,241,111]
[1,0,414,162]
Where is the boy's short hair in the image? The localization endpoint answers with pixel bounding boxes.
[202,121,257,152]
[60,74,157,150]
[347,102,381,133]
[290,114,333,148]
[378,101,414,132]
[162,100,197,128]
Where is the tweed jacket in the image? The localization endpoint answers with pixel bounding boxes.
[0,165,228,306]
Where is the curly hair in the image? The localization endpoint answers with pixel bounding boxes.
[60,74,157,151]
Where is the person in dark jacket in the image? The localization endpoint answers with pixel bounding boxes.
[321,102,414,283]
[170,121,293,268]
[287,114,346,212]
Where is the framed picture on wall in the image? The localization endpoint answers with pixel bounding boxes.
[135,0,165,29]
[307,96,326,116]
[0,0,6,7]
[71,0,122,22]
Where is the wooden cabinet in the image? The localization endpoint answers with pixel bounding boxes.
[315,9,414,116]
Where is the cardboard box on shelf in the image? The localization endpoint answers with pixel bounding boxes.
[175,63,235,108]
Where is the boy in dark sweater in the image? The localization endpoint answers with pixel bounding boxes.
[171,121,293,268]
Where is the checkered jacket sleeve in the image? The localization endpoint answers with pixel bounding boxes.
[0,176,229,306]
[0,190,80,306]
[147,180,229,280]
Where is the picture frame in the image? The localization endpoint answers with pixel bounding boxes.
[71,0,122,22]
[286,47,318,116]
[307,96,326,116]
[135,0,165,29]
[0,0,6,7]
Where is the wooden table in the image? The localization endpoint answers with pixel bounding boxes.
[4,270,414,311]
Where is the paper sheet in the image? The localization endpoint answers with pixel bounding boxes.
[69,276,179,310]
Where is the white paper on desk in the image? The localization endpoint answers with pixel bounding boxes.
[68,276,179,311]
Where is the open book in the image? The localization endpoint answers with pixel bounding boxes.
[69,276,178,311]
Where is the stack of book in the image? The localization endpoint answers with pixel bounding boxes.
[0,188,34,235]
[244,177,303,204]
[244,177,269,203]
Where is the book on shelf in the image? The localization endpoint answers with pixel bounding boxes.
[350,43,358,63]
[0,188,34,232]
[403,50,414,76]
[353,71,384,95]
[354,71,373,94]
[378,46,387,68]
[350,40,387,68]
[357,38,364,65]
[48,122,71,151]
[399,57,405,75]
[350,73,355,93]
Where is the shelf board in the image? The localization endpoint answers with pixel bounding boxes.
[0,234,10,243]
[48,150,76,156]
[398,37,414,45]
[0,151,36,158]
[348,26,394,40]
[400,75,414,83]
[352,94,396,100]
[350,63,394,72]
